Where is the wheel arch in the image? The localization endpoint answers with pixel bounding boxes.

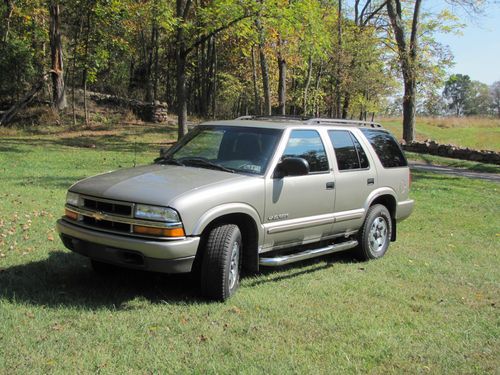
[192,204,263,273]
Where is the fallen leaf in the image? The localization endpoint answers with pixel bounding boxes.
[148,325,158,332]
[51,323,63,331]
[229,306,242,314]
[47,234,54,241]
[198,335,208,342]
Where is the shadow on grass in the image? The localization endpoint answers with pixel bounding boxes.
[7,175,86,189]
[0,250,359,308]
[411,170,462,183]
[0,145,25,153]
[0,251,202,308]
[247,250,359,287]
[0,134,174,154]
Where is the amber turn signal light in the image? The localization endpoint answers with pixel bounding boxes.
[133,225,185,237]
[65,209,78,220]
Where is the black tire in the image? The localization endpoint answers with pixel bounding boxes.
[356,204,392,260]
[90,259,118,274]
[200,224,242,301]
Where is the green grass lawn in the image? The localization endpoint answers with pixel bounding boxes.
[0,124,499,373]
[381,116,500,151]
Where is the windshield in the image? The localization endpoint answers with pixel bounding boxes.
[160,126,283,175]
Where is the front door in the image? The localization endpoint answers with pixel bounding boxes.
[262,129,336,250]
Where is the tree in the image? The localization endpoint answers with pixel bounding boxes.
[490,81,500,118]
[443,74,471,116]
[386,0,422,142]
[443,75,493,116]
[49,0,67,110]
[174,0,254,139]
[465,80,491,116]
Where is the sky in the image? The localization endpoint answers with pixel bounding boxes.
[431,1,500,85]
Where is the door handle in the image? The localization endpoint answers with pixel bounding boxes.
[367,178,375,185]
[326,182,335,190]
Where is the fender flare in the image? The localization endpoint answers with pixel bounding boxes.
[192,203,264,244]
[364,187,398,213]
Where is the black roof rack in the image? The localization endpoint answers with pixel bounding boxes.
[234,115,382,128]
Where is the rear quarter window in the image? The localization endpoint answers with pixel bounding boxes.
[360,129,408,168]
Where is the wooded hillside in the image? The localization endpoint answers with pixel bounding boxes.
[0,0,497,140]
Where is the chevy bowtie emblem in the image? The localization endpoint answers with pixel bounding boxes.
[92,211,106,221]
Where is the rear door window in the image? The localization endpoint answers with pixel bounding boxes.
[360,129,408,168]
[328,130,369,171]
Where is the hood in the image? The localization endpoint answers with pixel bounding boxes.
[70,164,248,207]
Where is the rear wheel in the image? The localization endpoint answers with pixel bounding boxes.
[356,204,392,260]
[200,224,242,301]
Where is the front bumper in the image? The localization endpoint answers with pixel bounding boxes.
[56,219,200,273]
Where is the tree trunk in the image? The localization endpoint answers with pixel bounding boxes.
[175,0,190,139]
[251,45,260,115]
[176,50,188,139]
[277,56,286,115]
[49,1,67,111]
[313,63,323,117]
[335,0,343,118]
[302,55,313,116]
[341,92,349,119]
[255,18,271,116]
[82,8,91,126]
[387,0,421,143]
[145,21,158,103]
[277,36,286,115]
[0,73,49,125]
[211,37,217,118]
[2,0,14,43]
[70,14,83,126]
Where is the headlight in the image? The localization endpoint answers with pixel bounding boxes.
[134,204,180,223]
[66,191,81,207]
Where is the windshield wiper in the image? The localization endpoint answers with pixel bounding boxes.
[154,157,184,166]
[180,158,235,173]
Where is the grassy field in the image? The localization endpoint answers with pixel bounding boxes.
[381,116,500,151]
[0,123,499,373]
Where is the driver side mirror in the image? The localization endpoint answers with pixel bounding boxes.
[274,157,310,178]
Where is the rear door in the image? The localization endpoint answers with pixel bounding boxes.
[327,129,377,233]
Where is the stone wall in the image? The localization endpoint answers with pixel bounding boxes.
[401,139,500,165]
[89,92,169,123]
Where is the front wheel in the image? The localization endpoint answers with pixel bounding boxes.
[200,224,242,301]
[356,204,392,260]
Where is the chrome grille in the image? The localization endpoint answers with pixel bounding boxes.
[82,216,131,233]
[83,197,133,217]
[65,197,183,240]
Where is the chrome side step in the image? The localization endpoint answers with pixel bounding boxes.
[259,240,358,267]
